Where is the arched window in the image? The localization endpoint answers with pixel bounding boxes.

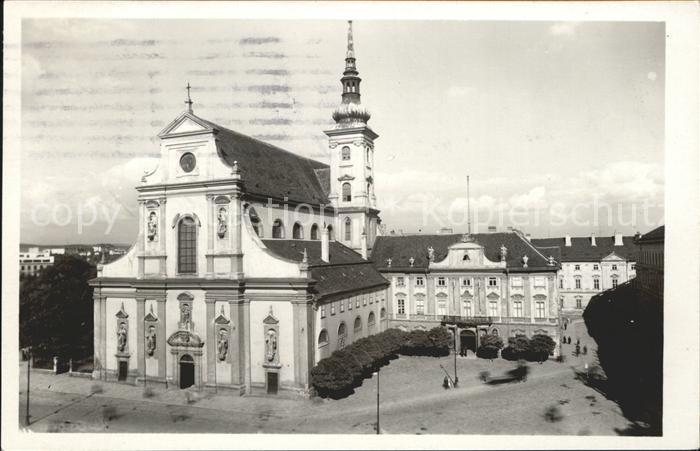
[344,217,352,242]
[337,322,347,349]
[272,219,285,239]
[367,182,371,195]
[178,217,197,273]
[342,183,352,202]
[354,316,362,337]
[310,223,319,240]
[368,311,376,327]
[380,307,386,319]
[318,329,328,347]
[327,225,335,240]
[341,146,351,161]
[249,207,263,237]
[292,222,303,239]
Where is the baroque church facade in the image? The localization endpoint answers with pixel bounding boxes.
[90,22,389,394]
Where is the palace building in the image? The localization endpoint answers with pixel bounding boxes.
[370,231,562,355]
[90,22,389,395]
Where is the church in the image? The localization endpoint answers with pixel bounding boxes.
[90,22,389,395]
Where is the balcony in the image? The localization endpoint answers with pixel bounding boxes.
[440,315,494,327]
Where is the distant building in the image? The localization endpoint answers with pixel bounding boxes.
[371,231,561,355]
[48,247,66,255]
[532,233,637,313]
[19,247,54,277]
[634,225,664,304]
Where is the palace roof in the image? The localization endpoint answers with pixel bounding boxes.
[371,232,557,272]
[531,236,637,262]
[636,225,665,244]
[196,115,331,205]
[262,239,389,300]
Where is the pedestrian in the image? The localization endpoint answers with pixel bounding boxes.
[443,376,450,389]
[583,345,588,355]
[575,343,581,357]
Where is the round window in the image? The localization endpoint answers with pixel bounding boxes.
[180,152,196,173]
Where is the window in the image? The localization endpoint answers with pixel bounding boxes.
[559,278,564,289]
[463,300,472,317]
[631,263,636,271]
[416,296,425,315]
[593,278,600,290]
[310,223,319,240]
[437,277,447,287]
[178,217,197,273]
[292,222,303,239]
[488,301,498,317]
[535,301,546,318]
[331,303,336,315]
[321,305,326,318]
[415,277,424,287]
[337,323,347,349]
[327,225,335,240]
[397,298,405,315]
[593,264,599,270]
[356,297,360,308]
[396,276,405,287]
[348,298,352,310]
[488,277,497,287]
[612,278,618,288]
[354,316,362,336]
[575,278,581,289]
[437,298,447,315]
[342,183,352,202]
[368,311,376,327]
[576,298,582,309]
[380,308,386,319]
[318,329,328,347]
[574,264,581,271]
[340,300,344,312]
[272,219,285,238]
[513,300,523,317]
[512,277,523,288]
[369,294,374,304]
[341,146,351,161]
[363,296,367,306]
[462,278,472,287]
[612,264,618,271]
[344,217,352,241]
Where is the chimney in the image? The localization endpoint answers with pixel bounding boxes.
[614,232,623,246]
[591,233,596,246]
[488,226,497,233]
[525,233,531,242]
[565,235,572,247]
[321,225,330,262]
[360,229,368,260]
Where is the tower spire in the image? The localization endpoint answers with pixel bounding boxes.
[332,20,370,127]
[185,82,193,113]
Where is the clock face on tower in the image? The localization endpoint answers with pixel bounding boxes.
[179,152,196,173]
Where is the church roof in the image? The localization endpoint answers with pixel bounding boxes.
[261,239,389,300]
[371,232,556,271]
[194,115,331,205]
[531,236,637,262]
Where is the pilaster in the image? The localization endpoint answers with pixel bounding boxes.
[205,194,214,279]
[158,198,167,277]
[205,298,216,385]
[136,297,146,377]
[156,298,167,380]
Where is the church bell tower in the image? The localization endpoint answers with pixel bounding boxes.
[325,21,380,255]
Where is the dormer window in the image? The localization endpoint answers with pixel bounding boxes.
[462,253,470,261]
[341,146,351,161]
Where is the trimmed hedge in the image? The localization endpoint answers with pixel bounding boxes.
[501,334,556,362]
[477,334,504,360]
[310,326,450,398]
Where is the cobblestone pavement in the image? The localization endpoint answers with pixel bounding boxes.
[18,351,630,434]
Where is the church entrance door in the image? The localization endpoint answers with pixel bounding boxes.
[179,354,195,389]
[117,361,128,381]
[266,372,278,395]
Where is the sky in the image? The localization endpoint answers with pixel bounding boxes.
[20,19,665,245]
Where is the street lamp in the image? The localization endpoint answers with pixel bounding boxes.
[373,369,380,434]
[23,346,32,426]
[453,326,459,387]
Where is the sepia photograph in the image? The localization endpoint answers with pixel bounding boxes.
[2,1,698,450]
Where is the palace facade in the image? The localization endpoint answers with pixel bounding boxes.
[90,22,389,395]
[370,231,562,355]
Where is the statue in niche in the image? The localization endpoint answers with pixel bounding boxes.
[181,303,191,325]
[217,329,228,361]
[217,207,227,239]
[117,323,127,353]
[146,326,156,356]
[147,211,158,241]
[265,329,277,362]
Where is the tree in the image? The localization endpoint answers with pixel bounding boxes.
[310,356,354,397]
[477,334,504,360]
[529,334,556,362]
[427,327,452,356]
[20,255,96,367]
[502,335,530,361]
[402,330,432,356]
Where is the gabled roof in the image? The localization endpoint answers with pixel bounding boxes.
[637,225,664,244]
[162,112,331,205]
[261,239,389,300]
[531,236,637,262]
[370,232,557,271]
